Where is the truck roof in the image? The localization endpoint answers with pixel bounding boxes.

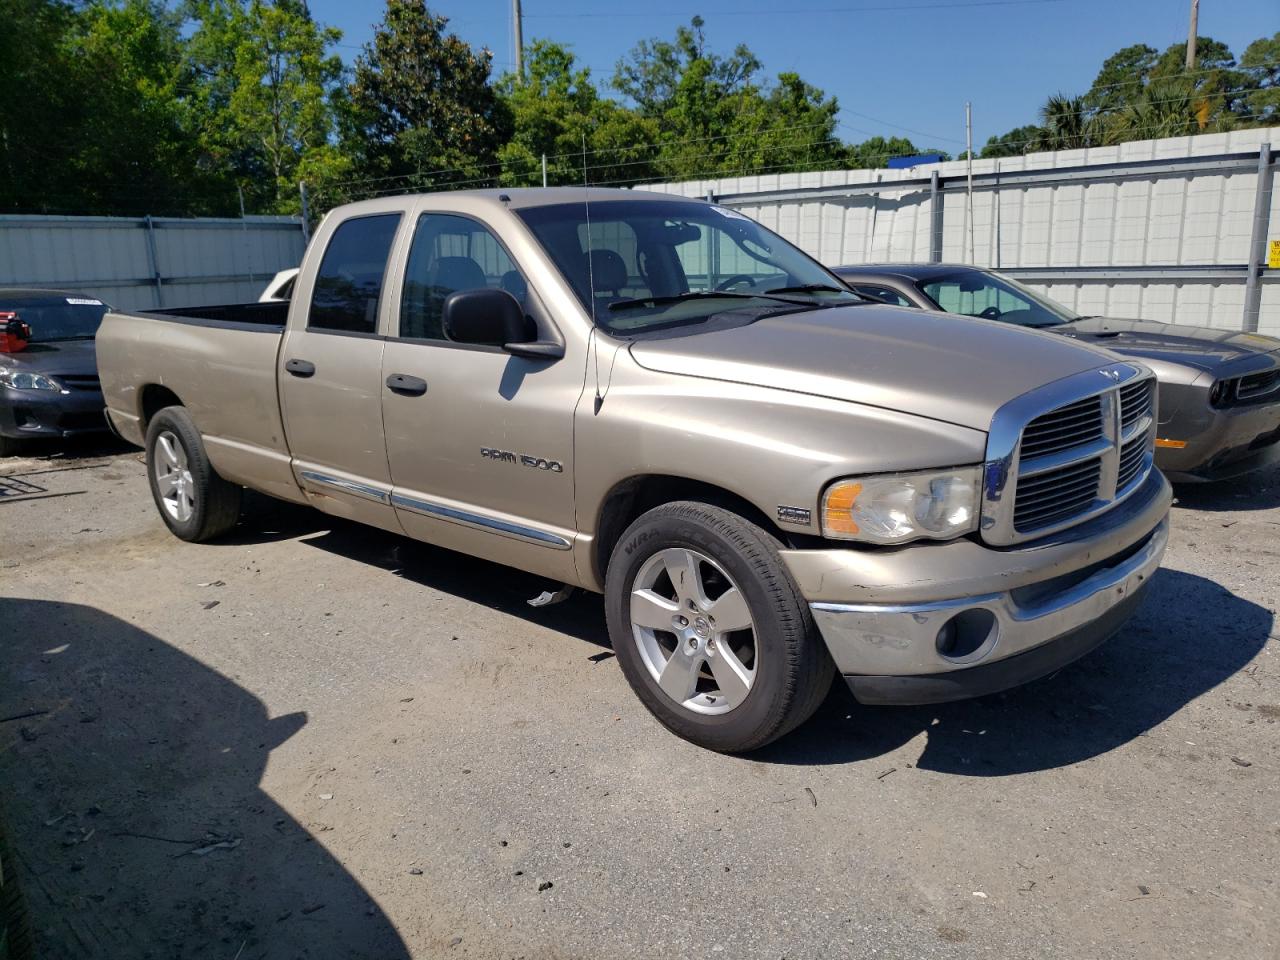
[329,187,694,219]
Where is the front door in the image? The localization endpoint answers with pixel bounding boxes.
[380,211,583,582]
[278,210,405,532]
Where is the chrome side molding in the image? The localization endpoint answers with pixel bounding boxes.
[299,470,391,505]
[390,493,572,550]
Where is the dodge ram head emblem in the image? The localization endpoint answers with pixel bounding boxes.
[1100,367,1123,382]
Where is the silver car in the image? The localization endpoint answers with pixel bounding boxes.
[834,264,1280,482]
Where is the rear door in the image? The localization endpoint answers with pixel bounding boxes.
[379,209,583,582]
[278,210,406,532]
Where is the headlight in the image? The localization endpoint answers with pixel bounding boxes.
[0,368,63,391]
[821,467,982,544]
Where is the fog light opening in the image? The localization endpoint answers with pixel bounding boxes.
[935,608,998,663]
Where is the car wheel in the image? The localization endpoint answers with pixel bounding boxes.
[605,501,834,753]
[0,805,35,960]
[145,406,242,542]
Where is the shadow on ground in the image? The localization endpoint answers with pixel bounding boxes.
[222,501,1273,776]
[1172,461,1280,512]
[0,597,410,960]
[753,567,1272,774]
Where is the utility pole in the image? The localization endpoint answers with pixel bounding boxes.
[965,102,975,264]
[513,0,524,83]
[541,153,548,188]
[1185,0,1199,70]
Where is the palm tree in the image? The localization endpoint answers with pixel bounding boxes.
[1033,94,1102,150]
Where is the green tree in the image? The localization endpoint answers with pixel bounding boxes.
[980,124,1042,158]
[1033,94,1102,150]
[187,0,345,213]
[611,17,843,181]
[1240,32,1280,125]
[347,0,509,194]
[1082,44,1158,113]
[1,0,216,215]
[496,40,659,187]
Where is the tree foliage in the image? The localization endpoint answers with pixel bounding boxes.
[347,0,510,195]
[2,3,1277,216]
[983,33,1270,158]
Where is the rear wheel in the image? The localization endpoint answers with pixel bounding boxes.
[145,407,242,542]
[605,502,833,753]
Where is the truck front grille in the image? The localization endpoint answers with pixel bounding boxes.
[1014,458,1102,533]
[1019,395,1104,459]
[983,365,1157,544]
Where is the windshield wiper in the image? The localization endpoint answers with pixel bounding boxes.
[607,291,802,312]
[763,283,849,296]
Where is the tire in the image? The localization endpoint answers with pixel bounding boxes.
[0,805,35,960]
[145,406,242,542]
[605,501,834,753]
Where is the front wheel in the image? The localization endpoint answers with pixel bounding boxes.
[605,502,834,753]
[145,407,242,542]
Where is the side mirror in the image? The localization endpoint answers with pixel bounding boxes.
[441,287,565,360]
[443,288,528,346]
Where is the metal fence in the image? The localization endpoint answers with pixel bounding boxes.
[644,127,1280,337]
[0,214,307,311]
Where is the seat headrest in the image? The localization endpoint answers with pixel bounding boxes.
[588,250,628,293]
[431,256,487,293]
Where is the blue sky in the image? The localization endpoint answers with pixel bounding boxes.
[307,0,1278,150]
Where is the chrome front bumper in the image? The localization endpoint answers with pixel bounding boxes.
[812,518,1165,676]
[782,472,1172,703]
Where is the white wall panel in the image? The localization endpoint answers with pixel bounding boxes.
[0,215,306,311]
[648,128,1280,332]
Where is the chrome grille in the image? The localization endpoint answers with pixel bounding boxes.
[1020,395,1104,459]
[1116,436,1147,491]
[981,364,1157,545]
[1119,379,1154,431]
[1014,458,1102,533]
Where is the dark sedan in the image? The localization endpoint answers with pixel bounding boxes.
[833,264,1280,482]
[0,288,111,457]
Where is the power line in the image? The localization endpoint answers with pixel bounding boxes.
[525,0,1069,18]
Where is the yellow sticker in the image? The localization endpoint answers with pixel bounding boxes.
[1269,239,1280,269]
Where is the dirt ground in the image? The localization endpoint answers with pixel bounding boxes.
[1,438,1277,959]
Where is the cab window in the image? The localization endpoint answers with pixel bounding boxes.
[400,214,528,341]
[308,214,402,334]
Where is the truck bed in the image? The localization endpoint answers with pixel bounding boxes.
[97,302,301,502]
[137,300,289,330]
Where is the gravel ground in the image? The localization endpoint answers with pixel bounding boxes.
[1,439,1277,959]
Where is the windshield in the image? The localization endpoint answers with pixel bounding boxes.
[516,199,859,334]
[1,294,110,341]
[918,270,1080,327]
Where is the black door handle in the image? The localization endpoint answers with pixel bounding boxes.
[285,358,316,378]
[385,373,427,396]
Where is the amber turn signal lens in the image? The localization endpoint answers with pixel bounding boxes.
[1154,438,1187,449]
[822,481,862,536]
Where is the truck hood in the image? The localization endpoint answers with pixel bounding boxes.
[0,337,98,376]
[627,305,1121,432]
[1052,317,1280,375]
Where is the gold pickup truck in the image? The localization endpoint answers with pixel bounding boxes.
[97,189,1171,751]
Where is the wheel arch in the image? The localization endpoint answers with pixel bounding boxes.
[139,383,184,429]
[593,474,796,586]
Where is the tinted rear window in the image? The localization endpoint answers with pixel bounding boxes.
[309,214,402,334]
[1,294,109,341]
